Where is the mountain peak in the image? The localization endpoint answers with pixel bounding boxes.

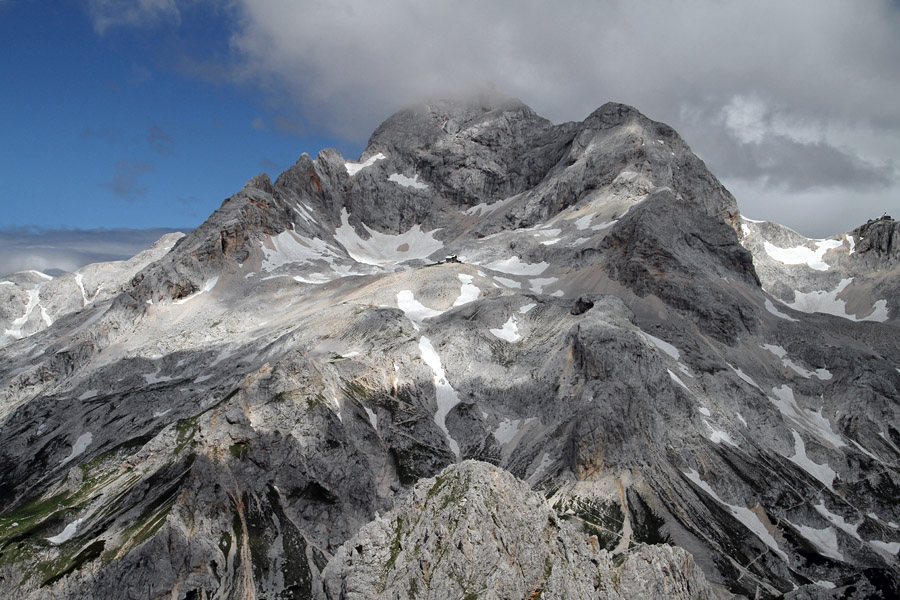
[2,97,898,599]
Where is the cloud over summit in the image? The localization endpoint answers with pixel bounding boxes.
[86,0,900,237]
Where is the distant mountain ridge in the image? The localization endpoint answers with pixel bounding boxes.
[1,97,898,599]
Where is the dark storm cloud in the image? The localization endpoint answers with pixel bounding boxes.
[106,160,154,201]
[0,227,182,277]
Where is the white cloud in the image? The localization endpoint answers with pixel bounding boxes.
[87,0,181,34]
[86,0,900,237]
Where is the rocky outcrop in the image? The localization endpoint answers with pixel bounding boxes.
[322,460,719,600]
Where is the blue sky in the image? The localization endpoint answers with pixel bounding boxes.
[1,1,898,276]
[0,1,361,232]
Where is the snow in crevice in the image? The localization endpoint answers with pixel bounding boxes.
[75,272,88,306]
[762,344,832,380]
[388,173,429,190]
[787,430,836,490]
[490,316,520,342]
[642,332,680,360]
[814,502,861,541]
[763,238,842,271]
[46,518,84,545]
[344,152,385,176]
[493,418,521,446]
[786,278,888,323]
[173,276,219,305]
[463,195,518,217]
[789,522,843,561]
[78,390,98,401]
[769,385,845,448]
[334,209,443,266]
[364,406,378,431]
[40,305,52,327]
[143,370,174,385]
[684,468,787,560]
[417,336,461,459]
[528,452,553,484]
[704,420,738,446]
[60,433,92,465]
[4,286,42,340]
[668,369,690,391]
[728,364,762,391]
[397,290,443,331]
[764,298,798,321]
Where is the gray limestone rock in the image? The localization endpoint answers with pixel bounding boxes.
[321,460,719,600]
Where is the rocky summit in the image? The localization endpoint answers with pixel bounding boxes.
[1,97,898,599]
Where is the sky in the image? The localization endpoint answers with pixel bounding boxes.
[1,0,898,276]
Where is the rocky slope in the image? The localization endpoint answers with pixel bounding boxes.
[322,460,717,599]
[0,97,898,599]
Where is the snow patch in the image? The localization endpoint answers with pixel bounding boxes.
[418,336,461,459]
[484,256,549,276]
[4,286,41,340]
[763,238,842,271]
[388,172,429,189]
[769,385,845,448]
[643,333,680,360]
[518,303,536,314]
[704,421,738,446]
[668,369,690,391]
[344,152,385,175]
[529,452,553,483]
[788,430,836,490]
[529,277,558,294]
[765,299,799,321]
[261,230,341,273]
[334,209,443,266]
[490,317,520,342]
[786,278,888,322]
[684,468,787,560]
[60,433,92,465]
[173,276,219,305]
[364,406,378,430]
[729,364,762,391]
[493,418,521,446]
[397,290,443,331]
[791,523,843,561]
[143,370,173,385]
[493,276,521,289]
[762,344,832,380]
[46,518,84,545]
[814,502,861,540]
[452,274,480,307]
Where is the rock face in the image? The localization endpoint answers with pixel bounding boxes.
[1,97,898,599]
[322,460,718,600]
